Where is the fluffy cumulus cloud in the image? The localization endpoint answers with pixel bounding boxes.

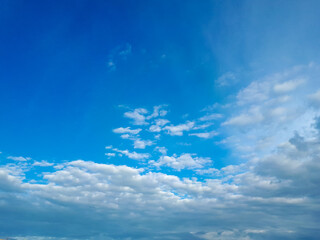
[149,153,212,170]
[2,65,320,239]
[163,121,195,136]
[149,118,170,132]
[123,105,168,126]
[124,108,149,125]
[1,122,320,239]
[133,138,154,149]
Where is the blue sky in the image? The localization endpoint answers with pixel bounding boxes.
[1,1,320,239]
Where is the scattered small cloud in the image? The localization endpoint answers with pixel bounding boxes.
[149,153,212,171]
[149,118,170,132]
[113,127,142,135]
[105,153,116,158]
[199,113,223,121]
[7,156,31,161]
[133,139,154,149]
[146,105,168,120]
[189,130,218,139]
[33,160,54,167]
[154,146,168,155]
[112,148,150,160]
[124,108,149,125]
[163,121,195,136]
[215,72,237,86]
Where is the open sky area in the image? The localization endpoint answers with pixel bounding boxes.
[1,0,320,239]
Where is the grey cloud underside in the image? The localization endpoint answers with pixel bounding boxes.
[1,128,320,240]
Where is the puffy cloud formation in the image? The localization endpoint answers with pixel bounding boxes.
[163,121,195,136]
[2,64,320,239]
[113,127,142,135]
[1,124,320,239]
[149,153,212,170]
[124,108,149,125]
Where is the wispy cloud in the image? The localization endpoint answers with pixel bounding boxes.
[163,121,195,136]
[33,160,53,167]
[7,156,31,161]
[106,43,132,71]
[133,139,153,149]
[113,127,142,134]
[149,153,212,170]
[189,130,218,139]
[215,72,237,86]
[199,113,223,121]
[111,148,150,160]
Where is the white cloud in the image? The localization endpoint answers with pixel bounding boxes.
[223,106,264,126]
[33,160,54,167]
[189,130,218,139]
[155,118,169,126]
[192,123,213,130]
[154,146,167,155]
[215,72,237,86]
[146,105,168,120]
[164,121,195,136]
[7,156,31,161]
[113,127,142,135]
[149,118,170,132]
[1,126,320,240]
[107,60,116,71]
[199,113,223,121]
[149,153,212,170]
[133,139,153,149]
[120,134,131,139]
[113,148,150,160]
[124,108,149,125]
[2,65,320,240]
[236,81,270,105]
[149,124,161,132]
[105,153,116,157]
[273,78,305,93]
[220,63,319,157]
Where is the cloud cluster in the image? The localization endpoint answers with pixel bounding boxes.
[220,63,320,157]
[1,122,320,239]
[2,64,320,239]
[149,153,212,170]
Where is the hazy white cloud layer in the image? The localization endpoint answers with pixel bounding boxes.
[2,64,320,239]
